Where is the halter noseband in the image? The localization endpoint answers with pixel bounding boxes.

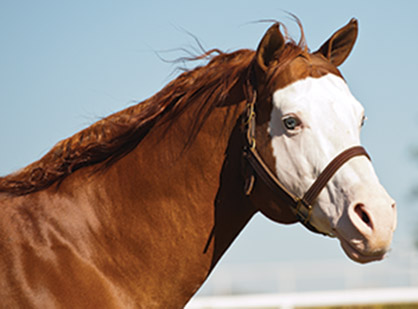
[242,89,370,236]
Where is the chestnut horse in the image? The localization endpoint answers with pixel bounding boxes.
[0,19,396,307]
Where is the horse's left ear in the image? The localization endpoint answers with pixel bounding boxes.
[315,18,358,66]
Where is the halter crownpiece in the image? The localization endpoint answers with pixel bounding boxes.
[242,90,371,236]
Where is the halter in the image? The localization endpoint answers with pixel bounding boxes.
[242,89,370,236]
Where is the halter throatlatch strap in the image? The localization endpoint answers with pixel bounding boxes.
[242,90,371,235]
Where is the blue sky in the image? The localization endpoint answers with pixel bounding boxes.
[1,0,417,288]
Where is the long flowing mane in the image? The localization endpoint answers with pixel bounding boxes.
[0,25,306,196]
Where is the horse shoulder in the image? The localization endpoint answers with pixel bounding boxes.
[0,192,138,307]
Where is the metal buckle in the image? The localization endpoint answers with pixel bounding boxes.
[296,198,313,224]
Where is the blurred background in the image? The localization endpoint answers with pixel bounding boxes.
[1,1,417,307]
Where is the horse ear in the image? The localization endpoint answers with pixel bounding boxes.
[315,18,358,66]
[255,23,285,72]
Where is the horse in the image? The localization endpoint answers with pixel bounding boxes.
[0,18,396,308]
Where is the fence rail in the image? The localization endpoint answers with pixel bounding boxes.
[186,287,418,309]
[192,249,418,296]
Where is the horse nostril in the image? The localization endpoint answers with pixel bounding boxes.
[354,204,372,228]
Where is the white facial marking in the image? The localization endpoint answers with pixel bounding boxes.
[270,73,364,197]
[268,73,396,263]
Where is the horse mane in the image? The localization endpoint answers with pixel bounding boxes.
[0,23,306,196]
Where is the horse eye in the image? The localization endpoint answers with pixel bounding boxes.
[283,116,300,130]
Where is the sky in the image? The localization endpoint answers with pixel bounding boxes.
[1,0,418,294]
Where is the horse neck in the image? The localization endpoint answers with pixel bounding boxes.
[58,93,258,303]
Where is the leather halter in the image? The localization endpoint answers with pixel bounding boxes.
[242,90,371,236]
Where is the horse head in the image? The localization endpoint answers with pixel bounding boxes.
[247,19,396,263]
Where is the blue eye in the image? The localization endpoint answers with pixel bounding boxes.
[283,116,300,130]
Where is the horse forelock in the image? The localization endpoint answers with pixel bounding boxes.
[260,18,343,94]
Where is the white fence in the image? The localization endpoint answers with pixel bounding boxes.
[186,247,418,308]
[186,287,418,309]
[191,248,418,296]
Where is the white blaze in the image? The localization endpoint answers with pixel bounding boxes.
[268,73,396,262]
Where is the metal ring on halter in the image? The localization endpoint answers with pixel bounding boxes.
[249,136,256,149]
[296,198,313,224]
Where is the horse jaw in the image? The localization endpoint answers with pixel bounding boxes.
[268,73,397,263]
